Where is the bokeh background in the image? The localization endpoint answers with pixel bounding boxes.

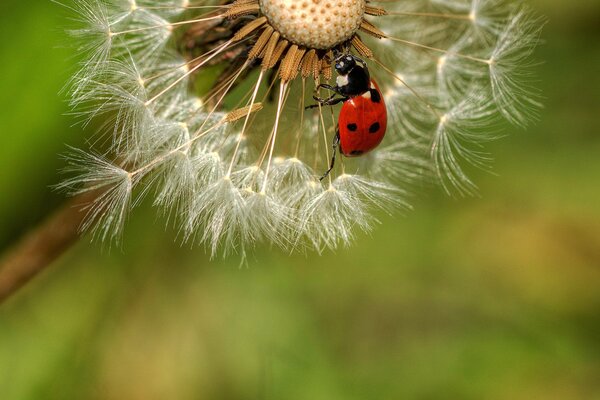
[1,0,599,399]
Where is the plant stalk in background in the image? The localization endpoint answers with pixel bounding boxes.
[0,190,103,304]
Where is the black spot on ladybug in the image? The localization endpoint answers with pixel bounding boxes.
[347,123,358,132]
[369,122,380,133]
[370,89,381,103]
[350,150,363,156]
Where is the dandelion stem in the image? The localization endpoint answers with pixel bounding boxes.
[0,189,103,305]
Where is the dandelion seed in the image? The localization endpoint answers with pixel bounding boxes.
[60,0,543,258]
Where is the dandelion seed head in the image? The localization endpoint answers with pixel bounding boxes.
[59,0,543,258]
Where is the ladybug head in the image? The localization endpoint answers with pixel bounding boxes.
[334,54,357,76]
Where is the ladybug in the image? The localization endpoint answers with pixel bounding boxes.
[307,53,387,180]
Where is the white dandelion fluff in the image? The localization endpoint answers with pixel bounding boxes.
[58,0,543,257]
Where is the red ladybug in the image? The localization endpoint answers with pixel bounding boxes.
[307,53,387,180]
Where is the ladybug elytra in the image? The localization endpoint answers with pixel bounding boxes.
[307,53,387,180]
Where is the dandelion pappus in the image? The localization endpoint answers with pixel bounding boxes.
[60,0,543,256]
[307,53,387,180]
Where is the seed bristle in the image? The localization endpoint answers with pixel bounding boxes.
[291,47,307,81]
[301,49,317,79]
[313,53,323,79]
[248,26,274,59]
[360,20,386,39]
[365,5,387,17]
[321,51,333,81]
[223,0,260,19]
[351,35,374,59]
[280,45,298,81]
[232,16,267,42]
[225,103,264,123]
[280,45,308,82]
[266,39,289,69]
[261,31,281,69]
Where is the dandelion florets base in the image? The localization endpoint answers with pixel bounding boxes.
[212,0,386,82]
[259,0,366,50]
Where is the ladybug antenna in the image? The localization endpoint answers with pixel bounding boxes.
[333,44,353,60]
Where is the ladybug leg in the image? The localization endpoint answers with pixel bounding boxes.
[305,83,347,109]
[315,83,340,93]
[319,129,341,181]
[315,95,347,107]
[314,84,345,100]
[305,95,347,110]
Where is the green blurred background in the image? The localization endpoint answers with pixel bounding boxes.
[1,0,599,399]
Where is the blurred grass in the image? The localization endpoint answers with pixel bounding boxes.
[1,0,599,399]
[0,1,85,247]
